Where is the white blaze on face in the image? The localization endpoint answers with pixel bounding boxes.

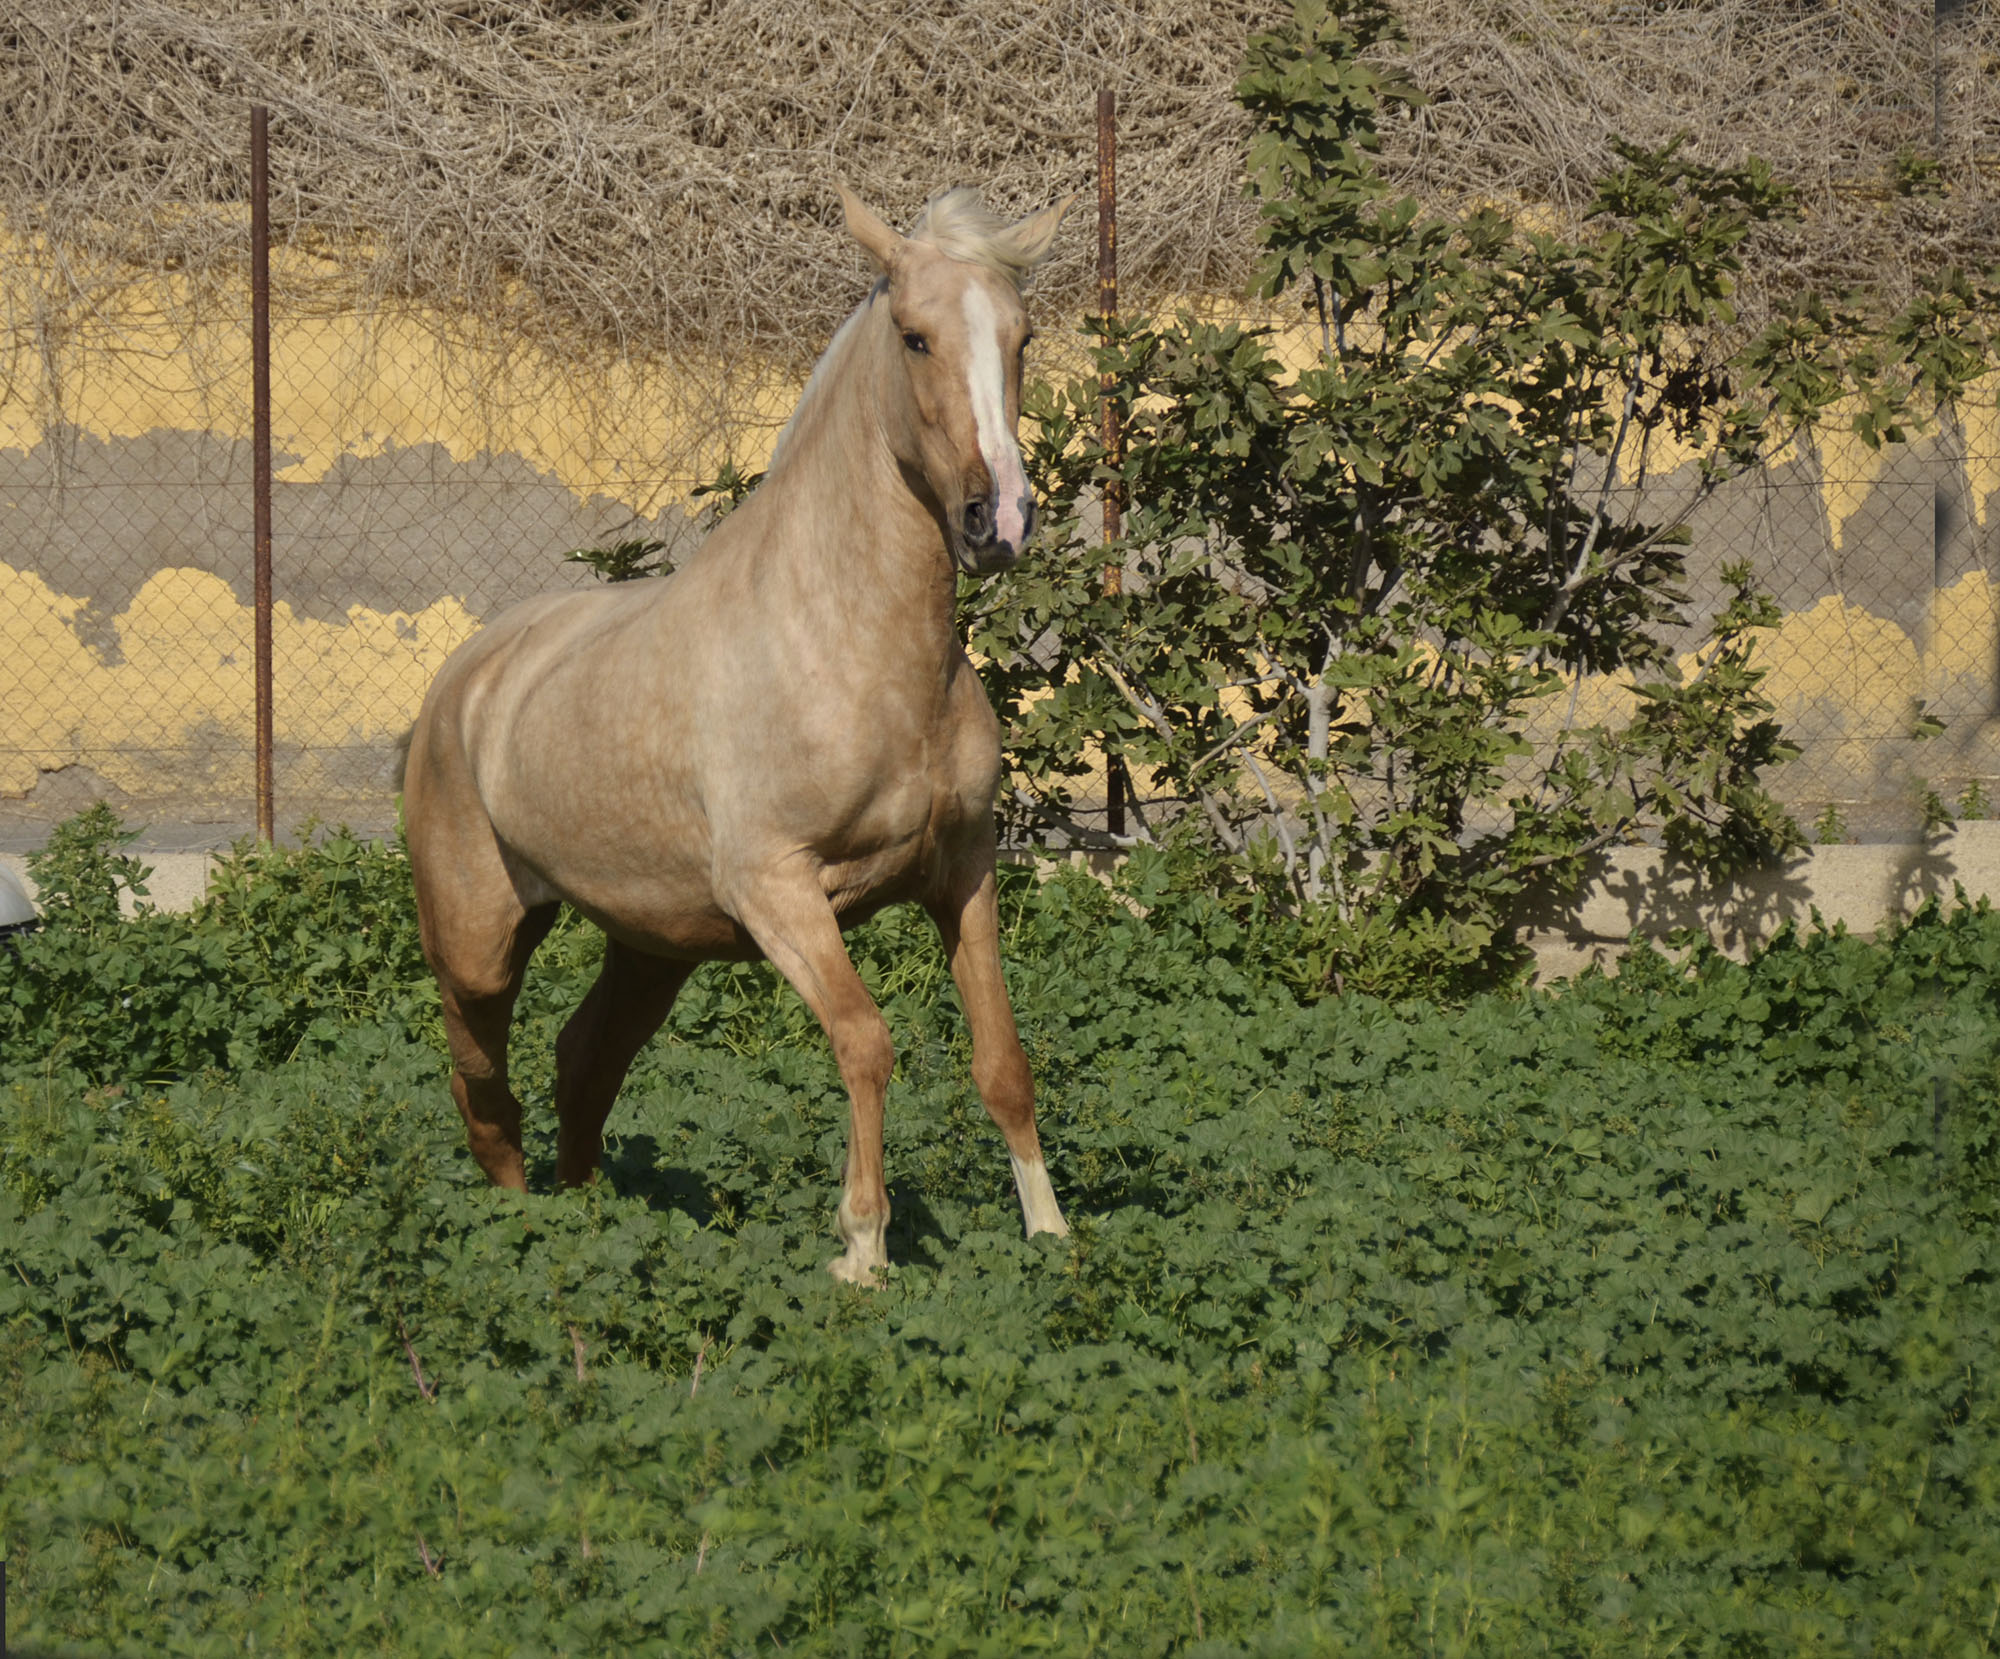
[961,283,1031,548]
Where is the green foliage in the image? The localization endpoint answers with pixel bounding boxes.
[689,459,766,516]
[564,536,673,583]
[5,817,2000,1655]
[1235,0,1426,319]
[1812,802,1851,846]
[1881,265,2000,412]
[976,1,1829,996]
[554,9,2000,998]
[564,462,767,584]
[1919,780,1958,841]
[1889,144,1946,201]
[24,802,152,930]
[1740,265,2000,452]
[0,821,438,1080]
[1959,779,1992,823]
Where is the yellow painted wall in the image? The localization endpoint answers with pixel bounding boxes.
[0,561,475,799]
[0,255,810,807]
[0,270,801,509]
[6,555,1981,806]
[1523,571,1997,751]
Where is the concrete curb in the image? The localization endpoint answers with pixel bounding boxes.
[4,828,1998,982]
[0,850,216,917]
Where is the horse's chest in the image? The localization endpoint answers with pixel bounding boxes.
[814,718,994,901]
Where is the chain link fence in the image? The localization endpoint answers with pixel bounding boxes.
[2,0,1994,853]
[0,302,1992,849]
[0,306,763,846]
[1702,416,1998,838]
[1563,414,1997,844]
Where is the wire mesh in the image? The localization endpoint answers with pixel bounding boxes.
[0,305,761,843]
[1610,425,1994,840]
[0,3,1994,850]
[0,290,1993,846]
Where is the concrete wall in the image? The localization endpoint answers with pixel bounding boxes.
[0,274,788,833]
[1520,822,2000,979]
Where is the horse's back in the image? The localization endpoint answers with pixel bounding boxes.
[417,582,698,785]
[422,585,644,723]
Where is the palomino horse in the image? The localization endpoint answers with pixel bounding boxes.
[402,186,1071,1283]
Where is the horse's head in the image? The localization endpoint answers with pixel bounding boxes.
[840,186,1069,575]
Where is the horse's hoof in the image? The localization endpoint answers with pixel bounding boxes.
[826,1253,886,1288]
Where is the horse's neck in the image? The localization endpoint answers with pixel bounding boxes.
[754,300,959,654]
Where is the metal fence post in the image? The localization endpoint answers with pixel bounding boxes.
[1097,88,1126,839]
[251,104,275,844]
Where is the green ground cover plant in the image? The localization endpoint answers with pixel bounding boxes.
[3,817,1999,1656]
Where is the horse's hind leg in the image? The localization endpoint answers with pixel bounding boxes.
[408,781,557,1190]
[553,941,693,1187]
[928,850,1068,1240]
[427,901,558,1191]
[405,692,561,1189]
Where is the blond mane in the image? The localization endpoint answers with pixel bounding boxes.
[907,189,1045,290]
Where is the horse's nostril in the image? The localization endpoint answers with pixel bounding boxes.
[963,499,993,543]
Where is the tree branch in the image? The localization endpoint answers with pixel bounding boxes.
[1007,788,1151,851]
[1530,358,1644,661]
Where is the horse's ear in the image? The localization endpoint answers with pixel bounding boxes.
[999,194,1075,272]
[838,184,905,272]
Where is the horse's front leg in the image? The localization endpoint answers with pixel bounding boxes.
[731,875,895,1284]
[927,852,1068,1241]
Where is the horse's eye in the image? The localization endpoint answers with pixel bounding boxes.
[901,330,929,356]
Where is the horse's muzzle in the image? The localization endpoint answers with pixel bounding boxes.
[955,492,1036,573]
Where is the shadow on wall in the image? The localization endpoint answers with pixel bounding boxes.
[1523,420,1999,830]
[0,412,1992,832]
[1517,821,2000,980]
[0,429,691,651]
[0,432,709,820]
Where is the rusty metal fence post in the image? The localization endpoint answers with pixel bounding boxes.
[251,104,275,843]
[1097,87,1127,839]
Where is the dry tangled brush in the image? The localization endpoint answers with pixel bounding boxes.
[1393,0,2000,324]
[0,0,1265,380]
[0,0,1993,415]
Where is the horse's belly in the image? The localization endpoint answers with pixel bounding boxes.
[818,845,926,917]
[493,803,748,959]
[582,893,761,961]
